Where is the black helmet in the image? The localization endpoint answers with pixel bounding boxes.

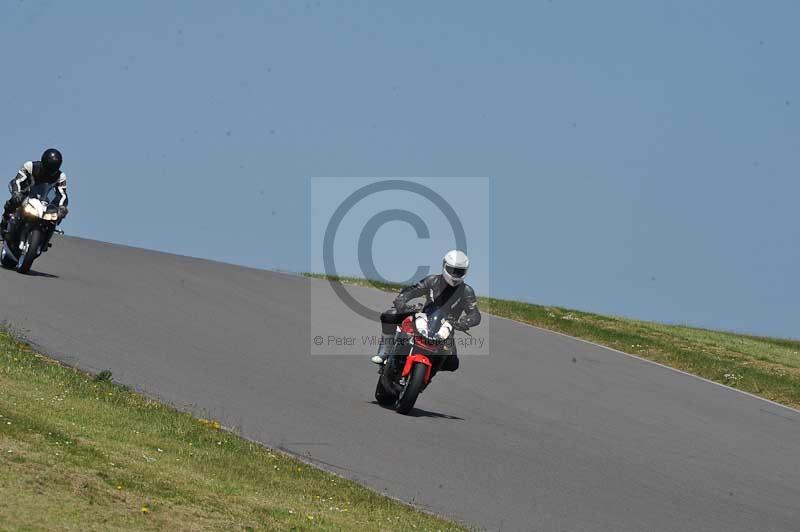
[41,148,63,175]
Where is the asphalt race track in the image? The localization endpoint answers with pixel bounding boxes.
[2,236,799,532]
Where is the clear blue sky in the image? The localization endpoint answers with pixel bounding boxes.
[1,1,797,338]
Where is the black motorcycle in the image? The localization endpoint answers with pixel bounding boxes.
[1,183,63,274]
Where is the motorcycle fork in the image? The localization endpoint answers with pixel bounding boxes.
[17,226,30,252]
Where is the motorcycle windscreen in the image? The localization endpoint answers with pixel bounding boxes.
[421,304,448,337]
[27,183,57,203]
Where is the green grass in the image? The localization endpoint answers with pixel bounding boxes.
[0,329,466,531]
[306,273,800,410]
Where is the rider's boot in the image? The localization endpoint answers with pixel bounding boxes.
[371,333,395,364]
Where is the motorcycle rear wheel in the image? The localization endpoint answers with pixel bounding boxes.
[0,245,16,269]
[375,377,396,406]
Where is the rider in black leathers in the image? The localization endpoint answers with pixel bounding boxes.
[371,250,481,372]
[1,148,69,239]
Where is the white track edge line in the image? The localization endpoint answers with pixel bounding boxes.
[488,313,800,416]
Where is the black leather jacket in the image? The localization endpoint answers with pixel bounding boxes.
[9,161,69,208]
[393,274,482,330]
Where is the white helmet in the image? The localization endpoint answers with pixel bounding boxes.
[442,250,469,286]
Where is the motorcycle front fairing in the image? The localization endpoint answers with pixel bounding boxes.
[3,183,59,261]
[387,312,450,384]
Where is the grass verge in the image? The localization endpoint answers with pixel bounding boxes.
[306,273,800,410]
[0,329,465,531]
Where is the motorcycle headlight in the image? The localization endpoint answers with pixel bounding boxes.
[22,203,40,218]
[414,313,429,336]
[43,212,59,221]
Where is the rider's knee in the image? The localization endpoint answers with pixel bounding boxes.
[380,309,404,334]
[381,321,398,335]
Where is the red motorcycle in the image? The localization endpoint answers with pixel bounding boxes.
[374,304,457,415]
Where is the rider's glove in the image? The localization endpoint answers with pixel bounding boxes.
[10,191,24,204]
[436,320,453,340]
[452,320,469,332]
[57,206,69,219]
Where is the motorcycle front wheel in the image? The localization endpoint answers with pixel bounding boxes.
[395,363,428,415]
[16,228,43,274]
